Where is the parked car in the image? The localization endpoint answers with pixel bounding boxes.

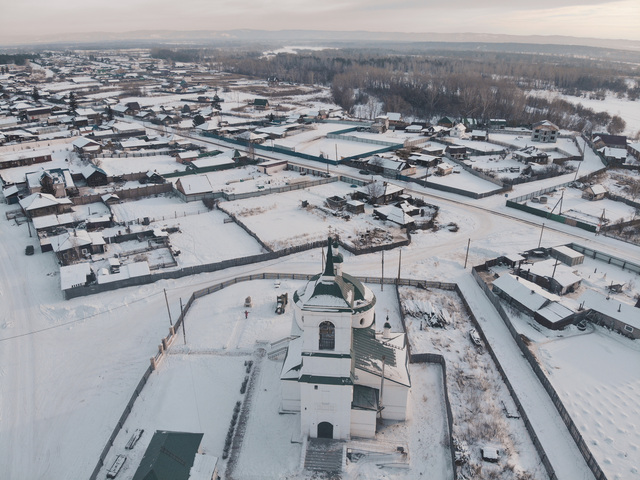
[469,328,482,347]
[25,245,34,256]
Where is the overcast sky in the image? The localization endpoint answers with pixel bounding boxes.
[1,0,639,44]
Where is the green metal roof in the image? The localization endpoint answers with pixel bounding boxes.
[352,327,396,374]
[132,430,203,480]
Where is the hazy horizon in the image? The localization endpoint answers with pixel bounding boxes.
[1,0,639,46]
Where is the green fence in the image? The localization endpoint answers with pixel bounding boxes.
[506,200,597,233]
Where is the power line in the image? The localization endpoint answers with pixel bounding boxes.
[0,290,163,343]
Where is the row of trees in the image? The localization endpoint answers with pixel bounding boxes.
[205,48,636,133]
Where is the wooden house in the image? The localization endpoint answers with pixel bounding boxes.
[81,165,108,187]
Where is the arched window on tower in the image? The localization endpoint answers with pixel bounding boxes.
[319,321,335,350]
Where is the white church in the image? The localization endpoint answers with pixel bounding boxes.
[280,238,411,440]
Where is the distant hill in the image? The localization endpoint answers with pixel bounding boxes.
[2,29,640,54]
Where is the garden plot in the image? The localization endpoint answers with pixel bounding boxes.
[202,166,320,196]
[533,329,640,480]
[110,195,208,224]
[97,153,186,176]
[220,182,409,250]
[275,123,386,159]
[442,137,505,154]
[464,154,525,180]
[423,168,503,195]
[594,168,640,201]
[399,286,549,480]
[521,187,636,226]
[109,195,265,266]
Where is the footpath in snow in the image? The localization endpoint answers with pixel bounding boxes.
[455,273,595,480]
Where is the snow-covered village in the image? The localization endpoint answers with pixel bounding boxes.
[1,22,640,480]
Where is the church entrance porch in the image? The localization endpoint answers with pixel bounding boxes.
[317,421,334,439]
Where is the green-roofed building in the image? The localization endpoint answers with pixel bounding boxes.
[280,238,410,441]
[132,430,204,480]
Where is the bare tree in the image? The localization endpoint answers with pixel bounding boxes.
[365,181,385,204]
[607,115,626,135]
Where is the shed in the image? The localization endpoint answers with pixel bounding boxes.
[551,246,585,266]
[253,98,270,110]
[132,430,204,480]
[534,301,578,330]
[582,184,607,201]
[501,253,525,268]
[346,200,365,215]
[470,130,487,141]
[3,184,20,204]
[445,145,466,159]
[190,155,236,173]
[435,163,454,176]
[60,262,93,290]
[257,159,288,174]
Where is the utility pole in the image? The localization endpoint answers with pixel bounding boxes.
[381,250,384,291]
[397,249,402,281]
[180,298,186,345]
[379,355,386,418]
[464,238,471,269]
[164,288,173,326]
[558,190,564,215]
[538,223,545,248]
[573,161,581,181]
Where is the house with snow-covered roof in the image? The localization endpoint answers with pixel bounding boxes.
[280,238,410,440]
[81,165,108,186]
[520,258,582,295]
[514,146,549,164]
[578,290,640,340]
[531,120,559,143]
[175,175,214,202]
[19,192,73,218]
[582,184,607,201]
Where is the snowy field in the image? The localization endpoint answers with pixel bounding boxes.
[536,329,640,480]
[110,195,266,266]
[399,286,549,479]
[518,186,637,226]
[220,181,409,250]
[424,168,502,195]
[528,90,640,137]
[274,123,388,159]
